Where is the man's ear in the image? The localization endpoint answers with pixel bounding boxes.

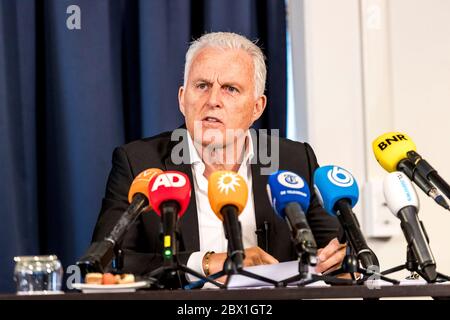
[178,86,186,116]
[251,95,267,123]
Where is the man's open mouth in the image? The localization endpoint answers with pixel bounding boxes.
[203,116,222,123]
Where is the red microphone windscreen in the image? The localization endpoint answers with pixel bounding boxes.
[147,171,191,217]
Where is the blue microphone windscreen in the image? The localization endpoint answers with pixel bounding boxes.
[266,170,311,218]
[313,165,359,216]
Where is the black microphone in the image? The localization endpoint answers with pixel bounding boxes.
[407,150,450,202]
[208,171,249,270]
[221,205,245,268]
[76,168,162,274]
[383,171,437,282]
[397,159,449,210]
[314,165,379,269]
[147,171,192,260]
[267,170,318,265]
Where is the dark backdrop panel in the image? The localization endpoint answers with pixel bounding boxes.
[0,0,287,292]
[0,0,40,293]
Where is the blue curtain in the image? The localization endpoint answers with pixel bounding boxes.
[0,0,286,292]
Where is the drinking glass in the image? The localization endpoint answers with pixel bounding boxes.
[14,255,63,295]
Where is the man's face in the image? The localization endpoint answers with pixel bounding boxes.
[179,47,266,147]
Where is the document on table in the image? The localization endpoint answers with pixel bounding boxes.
[202,260,329,289]
[201,260,450,289]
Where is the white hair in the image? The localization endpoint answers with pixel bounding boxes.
[183,32,267,98]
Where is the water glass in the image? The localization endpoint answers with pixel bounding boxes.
[13,255,63,295]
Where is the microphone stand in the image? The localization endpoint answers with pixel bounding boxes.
[323,246,399,285]
[186,206,281,290]
[279,207,357,287]
[220,252,281,289]
[220,207,281,289]
[381,217,450,283]
[76,193,148,276]
[382,237,450,283]
[146,254,226,290]
[279,250,357,287]
[184,253,282,290]
[380,247,448,282]
[315,216,399,285]
[144,204,225,290]
[88,231,224,290]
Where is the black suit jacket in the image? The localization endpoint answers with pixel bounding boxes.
[92,128,342,276]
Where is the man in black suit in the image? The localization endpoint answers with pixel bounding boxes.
[92,32,345,282]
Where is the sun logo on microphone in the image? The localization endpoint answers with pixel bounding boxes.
[217,172,241,195]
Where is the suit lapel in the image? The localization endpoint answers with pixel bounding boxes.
[250,132,278,252]
[251,162,277,248]
[163,128,200,252]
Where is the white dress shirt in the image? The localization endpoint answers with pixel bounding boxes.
[185,131,258,280]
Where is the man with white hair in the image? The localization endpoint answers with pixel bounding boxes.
[91,32,345,285]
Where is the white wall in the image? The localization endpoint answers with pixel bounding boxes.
[387,0,450,276]
[288,0,366,182]
[289,0,450,279]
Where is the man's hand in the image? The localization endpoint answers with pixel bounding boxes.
[204,246,279,282]
[315,238,346,274]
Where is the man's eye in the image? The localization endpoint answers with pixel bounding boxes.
[225,86,239,93]
[196,83,208,90]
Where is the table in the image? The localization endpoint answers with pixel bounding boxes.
[1,283,450,300]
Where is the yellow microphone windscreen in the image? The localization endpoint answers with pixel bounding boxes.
[372,132,416,172]
[128,168,163,210]
[208,171,248,220]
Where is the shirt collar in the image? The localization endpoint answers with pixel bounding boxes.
[186,129,255,171]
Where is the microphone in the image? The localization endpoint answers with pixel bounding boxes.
[148,171,191,260]
[77,168,162,274]
[383,171,437,282]
[314,165,379,269]
[373,132,450,210]
[266,170,317,265]
[208,171,248,270]
[397,158,448,209]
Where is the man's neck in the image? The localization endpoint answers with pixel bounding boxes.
[203,162,241,180]
[193,134,248,180]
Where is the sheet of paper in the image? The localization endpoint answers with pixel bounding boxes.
[202,260,329,289]
[201,261,450,289]
[363,277,450,287]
